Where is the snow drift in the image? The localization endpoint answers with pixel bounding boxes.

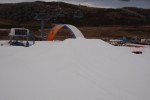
[0,38,150,100]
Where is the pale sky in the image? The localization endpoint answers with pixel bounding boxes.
[0,0,149,8]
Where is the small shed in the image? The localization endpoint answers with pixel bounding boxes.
[9,28,30,47]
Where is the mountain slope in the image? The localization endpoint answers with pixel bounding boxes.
[0,1,150,27]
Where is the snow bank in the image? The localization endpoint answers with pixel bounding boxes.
[0,38,150,100]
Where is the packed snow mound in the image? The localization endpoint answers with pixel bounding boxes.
[0,38,150,100]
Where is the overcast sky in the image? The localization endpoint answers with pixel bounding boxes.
[0,0,149,8]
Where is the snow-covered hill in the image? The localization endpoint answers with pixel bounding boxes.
[0,38,150,100]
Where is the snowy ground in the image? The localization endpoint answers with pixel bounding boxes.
[0,38,150,100]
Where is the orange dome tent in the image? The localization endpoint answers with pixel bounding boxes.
[47,24,84,41]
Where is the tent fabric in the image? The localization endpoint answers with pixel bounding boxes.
[47,25,63,41]
[47,24,84,41]
[65,24,84,38]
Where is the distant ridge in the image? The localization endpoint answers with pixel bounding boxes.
[0,1,150,28]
